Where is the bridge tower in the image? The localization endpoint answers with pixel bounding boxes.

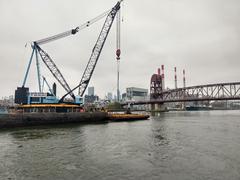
[150,68,166,111]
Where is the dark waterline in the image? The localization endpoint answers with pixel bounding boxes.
[0,110,240,180]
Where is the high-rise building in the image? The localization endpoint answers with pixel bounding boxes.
[84,94,99,104]
[107,92,113,101]
[88,87,94,96]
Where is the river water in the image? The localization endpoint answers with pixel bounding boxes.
[0,110,240,180]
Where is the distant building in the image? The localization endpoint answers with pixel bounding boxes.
[0,95,15,107]
[94,99,110,109]
[88,87,94,96]
[210,100,230,110]
[107,92,113,101]
[84,94,99,104]
[114,95,117,101]
[126,87,148,101]
[230,101,240,109]
[123,87,149,110]
[121,93,126,101]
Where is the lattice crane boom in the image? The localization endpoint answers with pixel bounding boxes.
[78,1,122,96]
[59,1,122,102]
[35,43,75,99]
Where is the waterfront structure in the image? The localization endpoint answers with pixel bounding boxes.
[126,87,148,101]
[121,68,240,111]
[88,87,95,96]
[125,87,149,110]
[84,94,99,104]
[123,81,240,109]
[0,95,15,107]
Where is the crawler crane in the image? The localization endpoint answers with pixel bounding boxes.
[15,1,122,105]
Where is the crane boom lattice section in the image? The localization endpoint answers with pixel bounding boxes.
[78,2,121,96]
[35,43,75,99]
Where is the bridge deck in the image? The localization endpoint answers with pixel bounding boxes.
[123,82,240,105]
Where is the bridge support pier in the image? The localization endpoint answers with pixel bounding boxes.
[150,103,167,112]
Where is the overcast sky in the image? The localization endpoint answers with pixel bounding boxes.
[0,0,239,99]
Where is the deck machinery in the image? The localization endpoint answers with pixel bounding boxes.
[15,1,122,105]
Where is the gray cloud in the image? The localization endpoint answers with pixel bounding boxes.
[0,0,240,98]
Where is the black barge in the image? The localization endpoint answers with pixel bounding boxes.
[0,104,107,128]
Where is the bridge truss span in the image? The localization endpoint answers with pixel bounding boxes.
[161,82,240,103]
[123,82,240,106]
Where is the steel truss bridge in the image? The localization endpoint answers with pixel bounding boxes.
[123,82,240,105]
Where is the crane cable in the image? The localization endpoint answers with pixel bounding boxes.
[78,8,111,30]
[116,7,121,102]
[35,8,112,45]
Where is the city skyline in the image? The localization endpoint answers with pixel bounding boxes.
[0,0,239,98]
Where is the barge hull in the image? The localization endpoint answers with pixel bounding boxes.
[0,112,108,128]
